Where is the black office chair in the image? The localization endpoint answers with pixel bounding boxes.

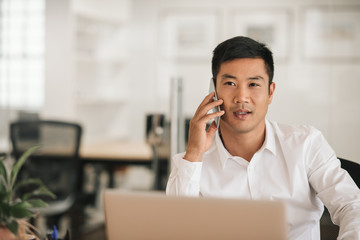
[320,157,360,240]
[339,158,360,188]
[10,120,82,230]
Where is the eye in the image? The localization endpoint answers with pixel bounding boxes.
[249,82,260,87]
[224,81,236,86]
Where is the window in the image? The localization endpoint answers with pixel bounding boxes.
[0,0,45,110]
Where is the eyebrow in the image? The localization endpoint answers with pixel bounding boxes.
[220,74,237,79]
[248,76,265,81]
[220,74,265,81]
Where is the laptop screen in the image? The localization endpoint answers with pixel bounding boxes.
[104,190,287,240]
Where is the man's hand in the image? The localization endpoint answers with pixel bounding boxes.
[184,92,224,162]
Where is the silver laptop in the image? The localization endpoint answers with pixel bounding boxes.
[104,190,288,240]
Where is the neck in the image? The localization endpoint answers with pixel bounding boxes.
[220,122,266,162]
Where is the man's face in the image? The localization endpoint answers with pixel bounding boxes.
[216,58,275,135]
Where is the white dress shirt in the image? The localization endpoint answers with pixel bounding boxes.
[166,120,360,240]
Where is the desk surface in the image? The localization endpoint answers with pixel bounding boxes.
[79,141,169,190]
[80,141,153,161]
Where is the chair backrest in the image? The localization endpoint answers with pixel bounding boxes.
[10,120,82,158]
[339,158,360,188]
[10,120,82,202]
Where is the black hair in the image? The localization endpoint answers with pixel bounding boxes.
[211,36,274,87]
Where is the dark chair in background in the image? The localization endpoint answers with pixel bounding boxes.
[10,120,82,230]
[320,157,360,240]
[339,158,360,188]
[146,113,166,190]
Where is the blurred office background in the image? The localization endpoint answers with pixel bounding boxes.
[1,0,360,161]
[0,0,359,238]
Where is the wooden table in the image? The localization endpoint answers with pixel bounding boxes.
[79,141,168,190]
[80,141,153,162]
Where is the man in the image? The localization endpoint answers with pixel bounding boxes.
[166,36,360,239]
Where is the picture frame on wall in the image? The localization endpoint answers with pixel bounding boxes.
[232,9,292,62]
[302,6,360,61]
[159,10,220,60]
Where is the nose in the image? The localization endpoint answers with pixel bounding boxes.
[233,87,249,104]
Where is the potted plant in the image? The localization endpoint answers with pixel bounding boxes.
[0,145,55,240]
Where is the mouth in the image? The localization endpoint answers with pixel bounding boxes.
[233,109,252,120]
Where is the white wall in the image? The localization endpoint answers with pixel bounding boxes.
[45,0,360,163]
[44,0,76,120]
[128,0,360,162]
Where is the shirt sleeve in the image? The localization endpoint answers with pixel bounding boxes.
[165,153,203,197]
[307,128,360,239]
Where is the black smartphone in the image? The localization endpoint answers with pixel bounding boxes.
[208,77,221,128]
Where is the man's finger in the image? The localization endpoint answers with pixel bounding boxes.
[201,110,225,125]
[196,99,223,119]
[194,92,217,116]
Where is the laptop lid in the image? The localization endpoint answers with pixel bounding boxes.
[104,190,287,240]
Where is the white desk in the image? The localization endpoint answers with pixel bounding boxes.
[80,141,153,162]
[79,141,168,190]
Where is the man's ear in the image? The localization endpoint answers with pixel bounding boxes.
[268,82,276,104]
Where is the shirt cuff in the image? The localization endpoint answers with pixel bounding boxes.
[173,153,203,183]
[166,153,203,196]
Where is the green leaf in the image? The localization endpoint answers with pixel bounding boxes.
[22,185,56,201]
[27,199,48,208]
[9,201,33,218]
[10,145,39,188]
[0,175,7,193]
[0,192,5,202]
[0,201,11,218]
[0,158,8,184]
[0,191,10,203]
[14,178,56,201]
[6,220,19,236]
[13,178,43,193]
[0,159,8,194]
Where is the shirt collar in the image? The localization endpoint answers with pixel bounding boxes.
[214,131,231,169]
[215,119,277,169]
[263,119,277,156]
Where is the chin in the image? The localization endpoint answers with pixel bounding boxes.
[221,119,251,134]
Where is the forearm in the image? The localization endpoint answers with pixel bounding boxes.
[166,92,221,196]
[330,174,360,239]
[310,154,360,239]
[166,153,202,196]
[337,202,360,239]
